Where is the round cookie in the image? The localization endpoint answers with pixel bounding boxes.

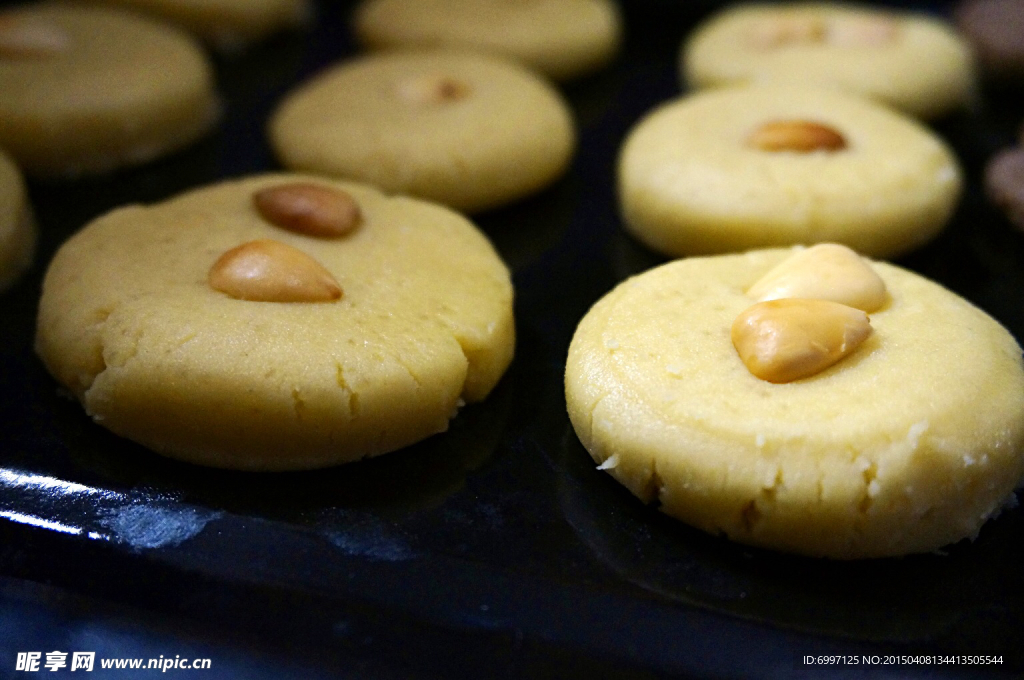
[269,50,575,214]
[0,5,218,177]
[618,86,962,258]
[565,247,1024,559]
[681,2,976,120]
[955,0,1024,82]
[0,147,34,292]
[77,0,311,51]
[36,175,515,470]
[986,145,1024,231]
[352,0,621,82]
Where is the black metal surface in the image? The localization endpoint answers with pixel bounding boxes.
[2,1,1023,678]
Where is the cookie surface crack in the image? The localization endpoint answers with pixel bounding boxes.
[333,361,360,417]
[643,461,664,508]
[291,386,306,422]
[859,460,878,513]
[740,499,762,533]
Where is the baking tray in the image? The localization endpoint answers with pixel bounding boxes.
[2,0,1023,677]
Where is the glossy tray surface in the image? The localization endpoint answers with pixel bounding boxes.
[2,1,1023,677]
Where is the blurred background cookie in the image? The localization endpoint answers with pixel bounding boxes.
[0,5,219,177]
[955,0,1024,83]
[985,144,1024,231]
[352,0,622,81]
[76,0,312,51]
[618,86,962,258]
[269,50,575,214]
[0,147,33,292]
[681,2,976,119]
[35,175,515,470]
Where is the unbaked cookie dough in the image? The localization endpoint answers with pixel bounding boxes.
[269,50,575,214]
[681,2,976,120]
[78,0,311,50]
[618,86,962,258]
[352,0,621,81]
[0,147,34,292]
[36,175,515,470]
[0,5,218,177]
[565,247,1024,559]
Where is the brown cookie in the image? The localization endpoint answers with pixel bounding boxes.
[955,0,1024,81]
[985,145,1024,230]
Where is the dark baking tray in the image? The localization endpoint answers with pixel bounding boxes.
[2,1,1024,677]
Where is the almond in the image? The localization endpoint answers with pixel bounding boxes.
[254,183,361,238]
[746,244,887,313]
[395,75,472,105]
[208,239,342,303]
[749,16,827,49]
[747,120,847,153]
[732,298,872,383]
[827,17,899,47]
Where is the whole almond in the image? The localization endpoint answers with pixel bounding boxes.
[746,244,887,313]
[748,120,847,153]
[732,298,872,383]
[0,17,69,58]
[208,239,342,303]
[254,183,361,238]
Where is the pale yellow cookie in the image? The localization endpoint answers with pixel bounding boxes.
[353,0,622,81]
[618,86,962,258]
[681,2,975,120]
[0,5,218,177]
[36,175,515,470]
[269,50,575,214]
[565,247,1024,559]
[77,0,311,50]
[0,147,34,292]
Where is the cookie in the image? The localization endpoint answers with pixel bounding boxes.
[565,246,1024,559]
[0,147,34,292]
[269,50,575,214]
[0,5,218,177]
[618,86,962,258]
[955,0,1024,82]
[352,0,621,81]
[986,145,1024,231]
[681,3,976,120]
[36,175,515,470]
[79,0,311,51]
